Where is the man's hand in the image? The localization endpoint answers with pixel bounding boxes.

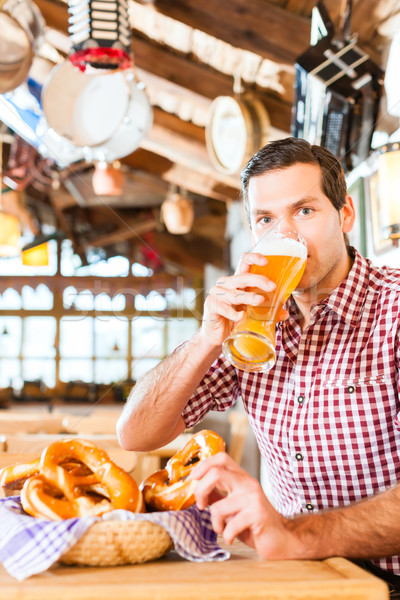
[200,253,288,350]
[190,452,299,560]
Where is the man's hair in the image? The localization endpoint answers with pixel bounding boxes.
[241,137,348,221]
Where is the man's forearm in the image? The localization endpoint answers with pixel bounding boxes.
[116,330,221,451]
[288,484,400,560]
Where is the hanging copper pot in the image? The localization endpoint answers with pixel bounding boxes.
[161,188,194,235]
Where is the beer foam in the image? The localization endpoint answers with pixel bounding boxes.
[253,234,307,260]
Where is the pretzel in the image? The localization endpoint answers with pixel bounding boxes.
[140,430,225,511]
[20,474,111,520]
[0,438,144,520]
[28,438,144,517]
[0,457,41,496]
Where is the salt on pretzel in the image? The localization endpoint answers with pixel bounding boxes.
[140,430,225,511]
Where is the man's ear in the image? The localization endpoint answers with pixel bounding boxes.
[341,195,356,233]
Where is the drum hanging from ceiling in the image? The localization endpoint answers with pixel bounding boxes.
[206,94,270,175]
[42,62,153,163]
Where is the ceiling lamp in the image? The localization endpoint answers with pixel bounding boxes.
[92,161,125,196]
[376,143,400,241]
[161,186,194,235]
[21,241,49,266]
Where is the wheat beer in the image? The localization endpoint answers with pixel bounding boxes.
[222,232,307,372]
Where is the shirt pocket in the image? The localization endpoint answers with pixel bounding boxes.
[311,374,397,447]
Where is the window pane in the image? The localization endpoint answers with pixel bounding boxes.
[132,358,160,380]
[0,289,22,309]
[22,284,53,310]
[61,239,130,277]
[95,318,128,357]
[23,359,55,387]
[60,317,93,357]
[131,262,153,277]
[132,317,164,357]
[165,287,198,311]
[94,359,129,384]
[0,317,21,356]
[135,292,167,311]
[166,318,199,353]
[0,359,20,386]
[94,293,125,311]
[60,239,83,276]
[59,359,93,382]
[23,317,56,357]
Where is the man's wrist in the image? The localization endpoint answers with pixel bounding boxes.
[192,329,223,361]
[284,513,326,560]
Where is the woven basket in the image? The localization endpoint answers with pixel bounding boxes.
[60,520,173,567]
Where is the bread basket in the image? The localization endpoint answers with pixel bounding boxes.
[60,519,173,567]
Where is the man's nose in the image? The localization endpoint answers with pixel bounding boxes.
[274,220,295,236]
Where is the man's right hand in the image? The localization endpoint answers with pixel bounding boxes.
[199,252,283,350]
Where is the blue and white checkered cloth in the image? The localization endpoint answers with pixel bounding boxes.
[0,497,230,580]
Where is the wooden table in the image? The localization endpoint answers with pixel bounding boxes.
[0,541,388,600]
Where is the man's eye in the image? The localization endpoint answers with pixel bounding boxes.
[299,208,313,216]
[260,216,272,224]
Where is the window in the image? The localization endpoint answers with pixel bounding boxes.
[0,240,201,389]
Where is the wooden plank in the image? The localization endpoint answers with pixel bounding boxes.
[131,33,293,132]
[142,121,241,190]
[123,150,240,202]
[152,231,226,274]
[79,219,158,250]
[140,0,311,65]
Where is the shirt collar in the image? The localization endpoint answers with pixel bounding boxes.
[287,248,370,327]
[319,248,370,326]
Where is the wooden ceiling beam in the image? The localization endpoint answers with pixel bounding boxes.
[145,108,241,191]
[153,231,226,274]
[135,0,311,65]
[80,218,157,249]
[123,149,240,202]
[131,33,292,132]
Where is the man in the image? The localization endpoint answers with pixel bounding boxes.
[117,138,400,591]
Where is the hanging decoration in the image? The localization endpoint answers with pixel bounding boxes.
[161,185,194,235]
[0,0,44,93]
[206,72,270,175]
[91,160,125,196]
[291,0,384,172]
[41,0,153,165]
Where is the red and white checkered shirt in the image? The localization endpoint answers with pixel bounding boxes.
[182,249,400,573]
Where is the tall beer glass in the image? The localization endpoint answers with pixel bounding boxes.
[222,231,307,372]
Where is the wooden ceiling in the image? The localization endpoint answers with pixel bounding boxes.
[12,0,400,275]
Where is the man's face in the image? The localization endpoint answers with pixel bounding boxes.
[247,162,355,300]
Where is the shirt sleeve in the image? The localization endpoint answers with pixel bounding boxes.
[181,354,241,428]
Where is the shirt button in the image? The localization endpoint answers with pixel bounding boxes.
[347,385,356,394]
[305,503,314,511]
[295,452,303,461]
[297,395,305,404]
